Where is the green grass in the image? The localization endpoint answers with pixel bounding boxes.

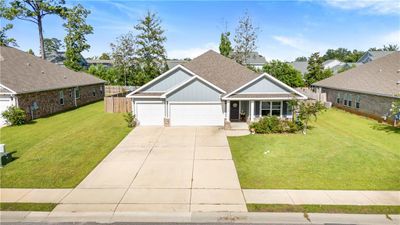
[0,101,132,188]
[0,203,57,211]
[228,108,400,190]
[247,204,400,214]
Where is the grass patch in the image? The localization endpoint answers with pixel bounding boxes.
[0,101,132,188]
[247,204,400,214]
[0,203,57,211]
[229,108,400,190]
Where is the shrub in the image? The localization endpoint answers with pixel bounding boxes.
[249,116,302,134]
[1,106,26,126]
[124,112,136,128]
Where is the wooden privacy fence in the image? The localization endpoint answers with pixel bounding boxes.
[105,85,136,96]
[104,97,132,113]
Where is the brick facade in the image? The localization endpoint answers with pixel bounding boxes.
[17,84,104,120]
[322,87,396,121]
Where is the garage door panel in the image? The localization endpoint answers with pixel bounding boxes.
[170,103,224,126]
[136,103,164,126]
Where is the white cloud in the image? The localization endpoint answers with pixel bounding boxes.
[323,0,400,15]
[167,42,219,59]
[381,30,400,45]
[272,35,332,55]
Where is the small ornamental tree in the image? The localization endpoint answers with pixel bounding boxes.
[297,101,326,134]
[1,106,26,125]
[390,95,400,126]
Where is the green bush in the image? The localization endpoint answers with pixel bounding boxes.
[124,112,136,128]
[249,116,301,134]
[1,106,26,126]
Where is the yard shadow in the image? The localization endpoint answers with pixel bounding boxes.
[371,123,400,134]
[1,151,18,167]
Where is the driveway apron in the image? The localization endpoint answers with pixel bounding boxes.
[54,126,246,213]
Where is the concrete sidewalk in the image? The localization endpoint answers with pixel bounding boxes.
[1,211,399,224]
[243,189,400,206]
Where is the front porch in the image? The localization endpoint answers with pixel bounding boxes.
[225,100,293,124]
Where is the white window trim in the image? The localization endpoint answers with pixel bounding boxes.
[259,101,283,117]
[59,90,64,105]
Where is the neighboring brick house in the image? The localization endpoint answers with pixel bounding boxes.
[313,52,400,121]
[0,46,105,123]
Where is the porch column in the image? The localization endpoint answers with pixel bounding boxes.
[226,100,230,121]
[250,100,254,121]
[280,101,283,119]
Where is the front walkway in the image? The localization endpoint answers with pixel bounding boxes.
[54,126,245,213]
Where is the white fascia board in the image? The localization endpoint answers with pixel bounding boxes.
[126,65,196,97]
[161,75,226,98]
[224,73,308,99]
[130,95,166,99]
[0,83,17,94]
[262,73,308,99]
[224,74,265,98]
[221,97,307,101]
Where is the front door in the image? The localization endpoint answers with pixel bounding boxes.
[230,101,240,121]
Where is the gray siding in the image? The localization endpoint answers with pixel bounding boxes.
[167,79,222,102]
[143,69,192,92]
[238,77,289,93]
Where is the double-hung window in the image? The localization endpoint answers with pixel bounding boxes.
[271,102,281,116]
[74,88,80,99]
[343,93,348,106]
[355,95,360,108]
[92,88,96,97]
[261,102,271,116]
[59,91,64,105]
[336,92,341,104]
[348,94,352,107]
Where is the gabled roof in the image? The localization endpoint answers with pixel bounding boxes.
[183,50,260,94]
[288,61,308,74]
[357,51,396,63]
[313,52,400,98]
[223,73,307,100]
[0,46,105,94]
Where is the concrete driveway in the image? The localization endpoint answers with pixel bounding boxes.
[54,127,246,213]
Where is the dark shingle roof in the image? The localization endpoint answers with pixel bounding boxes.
[313,52,400,98]
[183,50,260,93]
[0,46,105,94]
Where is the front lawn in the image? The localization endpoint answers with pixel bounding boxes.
[228,108,400,190]
[0,101,132,188]
[0,203,57,211]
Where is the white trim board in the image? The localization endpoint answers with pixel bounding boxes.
[223,73,307,99]
[126,65,197,97]
[161,75,226,98]
[0,84,17,94]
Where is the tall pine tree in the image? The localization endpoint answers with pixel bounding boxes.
[304,52,332,86]
[233,11,258,65]
[134,11,167,82]
[63,4,93,71]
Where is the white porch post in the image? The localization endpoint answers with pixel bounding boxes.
[226,100,230,121]
[280,101,283,119]
[250,100,254,121]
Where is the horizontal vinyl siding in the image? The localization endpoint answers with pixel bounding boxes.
[238,77,289,93]
[167,79,222,102]
[143,69,192,92]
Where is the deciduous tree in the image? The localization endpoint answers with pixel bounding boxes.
[43,37,63,56]
[295,56,307,62]
[219,31,232,57]
[111,32,137,86]
[63,4,93,71]
[263,60,304,87]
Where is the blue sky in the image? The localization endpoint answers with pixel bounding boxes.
[6,0,400,61]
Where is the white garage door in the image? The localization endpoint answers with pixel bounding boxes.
[136,102,165,126]
[0,96,15,126]
[170,103,224,126]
